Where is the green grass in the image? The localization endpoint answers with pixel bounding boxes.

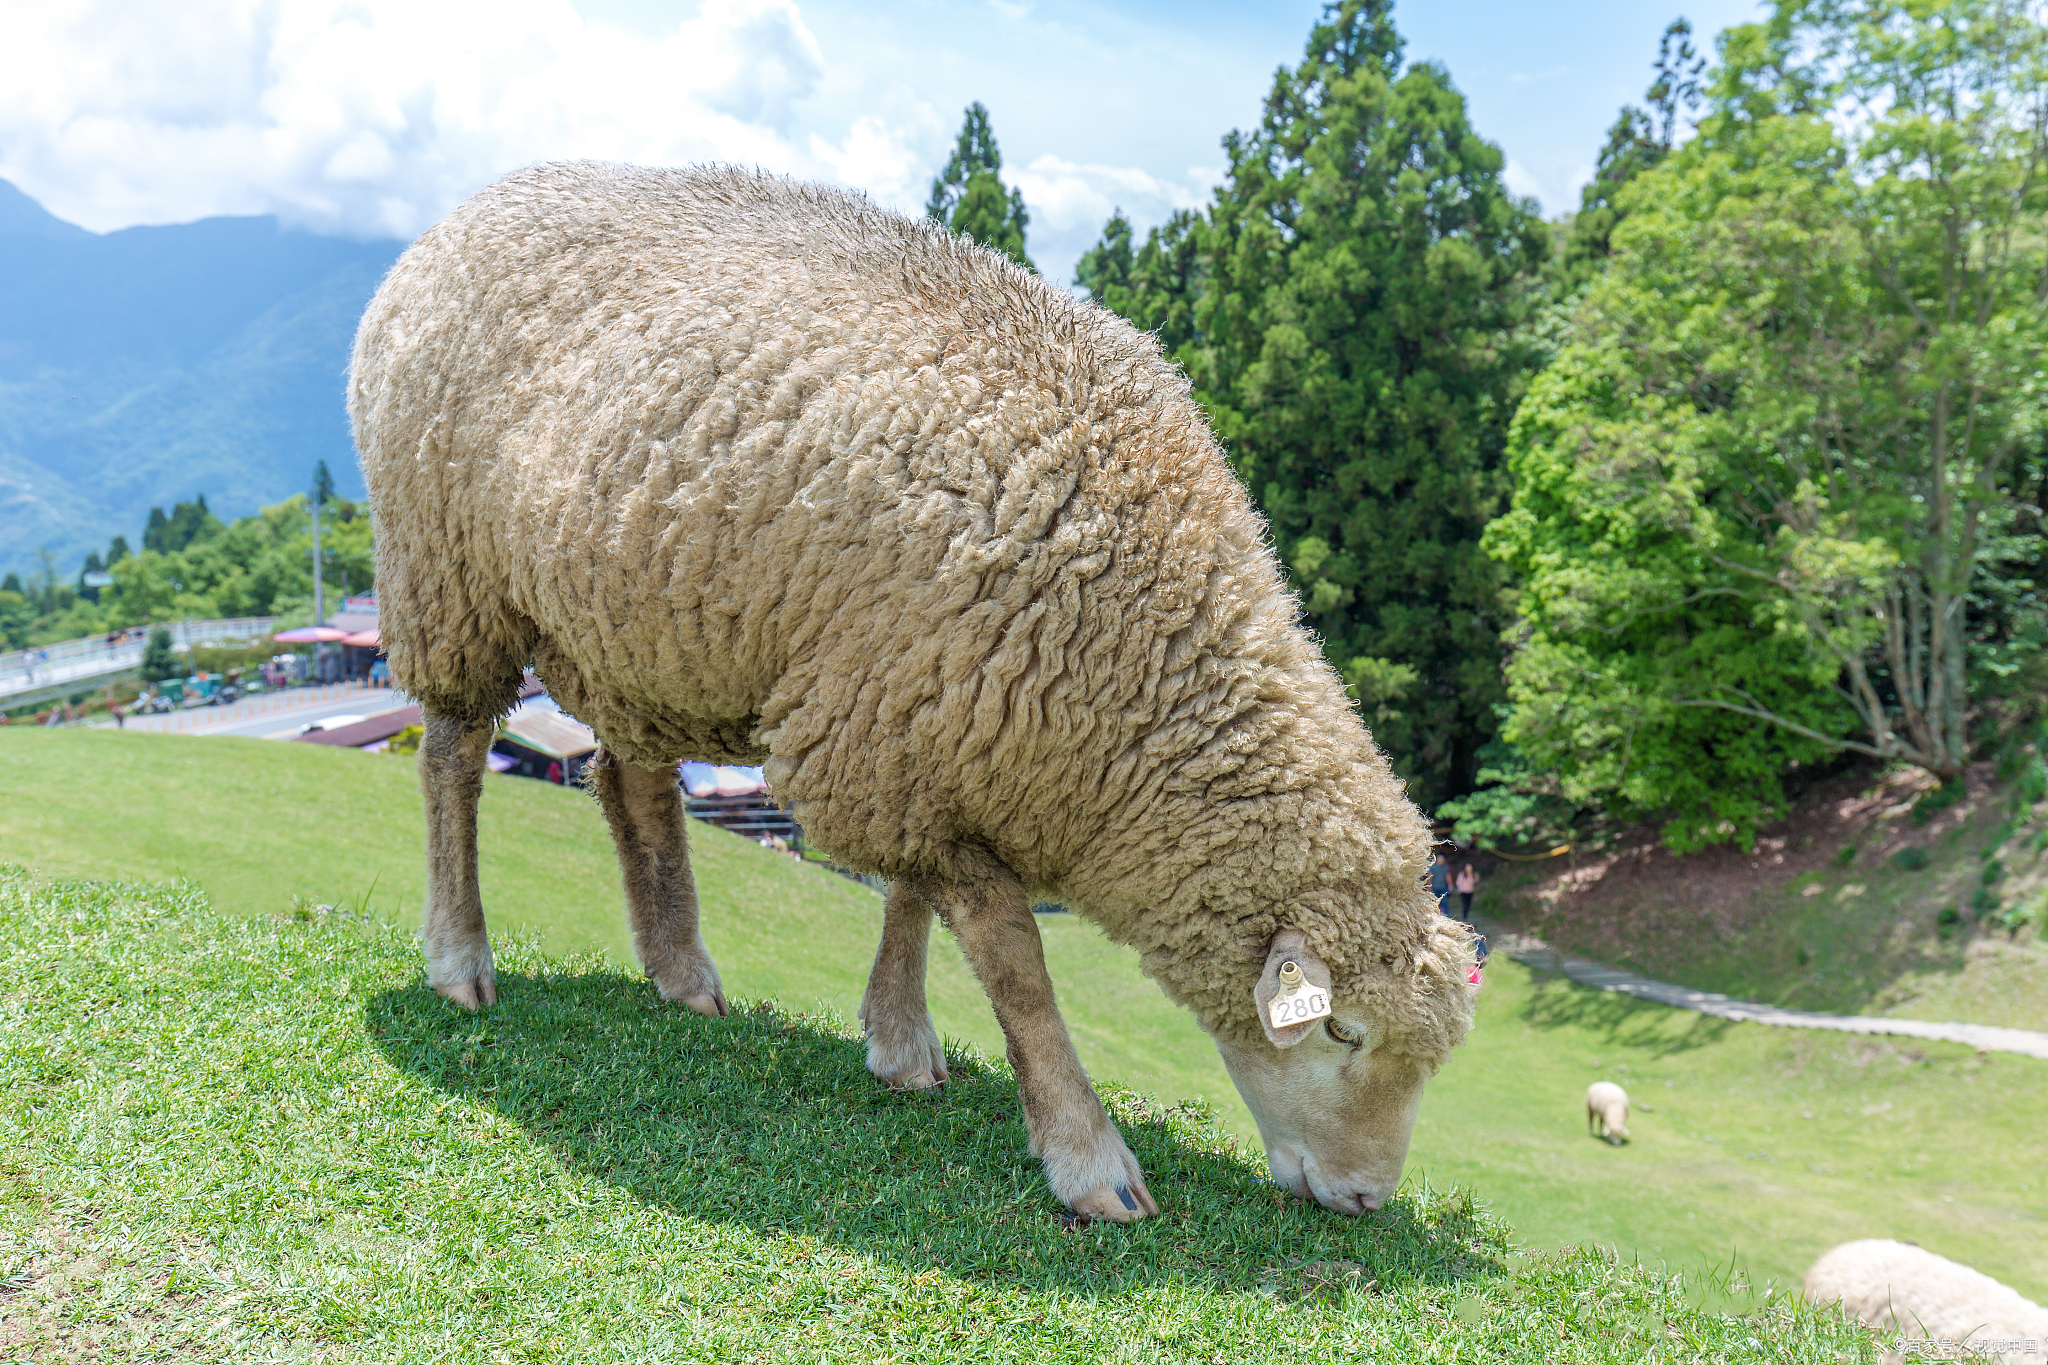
[0,870,1870,1363]
[5,727,2045,1308]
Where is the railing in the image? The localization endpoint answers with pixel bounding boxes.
[0,617,277,701]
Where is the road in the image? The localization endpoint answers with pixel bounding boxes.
[106,684,414,739]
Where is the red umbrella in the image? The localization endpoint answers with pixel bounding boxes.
[272,626,348,643]
[339,629,381,648]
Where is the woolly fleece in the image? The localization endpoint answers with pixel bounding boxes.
[1805,1239,2047,1363]
[350,162,1475,1058]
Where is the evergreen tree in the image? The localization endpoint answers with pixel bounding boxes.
[77,550,104,603]
[1075,0,1544,806]
[0,573,20,596]
[106,535,130,566]
[139,625,180,684]
[143,506,170,555]
[313,460,334,508]
[1558,19,1703,287]
[927,103,1034,270]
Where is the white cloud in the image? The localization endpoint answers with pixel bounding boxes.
[1500,157,1544,204]
[0,0,866,239]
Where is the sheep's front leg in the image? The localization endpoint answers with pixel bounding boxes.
[908,858,1159,1223]
[860,882,949,1090]
[591,753,727,1016]
[420,710,497,1008]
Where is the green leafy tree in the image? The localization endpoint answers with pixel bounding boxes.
[139,625,180,684]
[1487,0,2048,846]
[927,103,1033,270]
[1077,0,1545,806]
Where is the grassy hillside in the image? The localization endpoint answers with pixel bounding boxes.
[0,871,1869,1363]
[4,727,2045,1299]
[1483,763,2048,1033]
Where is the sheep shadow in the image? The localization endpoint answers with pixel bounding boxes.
[365,969,1501,1296]
[1518,970,1738,1057]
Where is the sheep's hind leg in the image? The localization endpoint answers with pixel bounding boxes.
[910,855,1159,1224]
[420,710,498,1009]
[859,882,949,1090]
[592,752,727,1017]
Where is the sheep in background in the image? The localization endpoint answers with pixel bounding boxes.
[1805,1239,2048,1364]
[1586,1081,1629,1143]
[350,162,1478,1224]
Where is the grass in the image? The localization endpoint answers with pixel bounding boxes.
[0,870,1871,1363]
[4,727,2045,1305]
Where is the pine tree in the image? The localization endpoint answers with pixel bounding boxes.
[1074,0,1544,806]
[927,103,1033,270]
[106,535,130,566]
[143,507,170,555]
[313,460,334,508]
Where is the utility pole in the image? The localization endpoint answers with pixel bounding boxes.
[310,487,324,626]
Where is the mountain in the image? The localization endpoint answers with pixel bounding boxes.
[0,181,406,577]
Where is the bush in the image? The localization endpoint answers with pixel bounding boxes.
[1912,780,1967,826]
[384,724,423,756]
[1893,846,1931,871]
[138,626,180,684]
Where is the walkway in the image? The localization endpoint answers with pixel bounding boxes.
[1,618,275,709]
[1474,916,2048,1061]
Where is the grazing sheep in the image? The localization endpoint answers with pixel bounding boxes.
[1805,1240,2048,1364]
[1586,1081,1629,1143]
[350,162,1477,1224]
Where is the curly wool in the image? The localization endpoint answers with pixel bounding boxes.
[350,162,1475,1060]
[1805,1240,2048,1363]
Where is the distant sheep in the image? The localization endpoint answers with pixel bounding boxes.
[1586,1081,1629,1143]
[1805,1240,2047,1364]
[350,162,1478,1224]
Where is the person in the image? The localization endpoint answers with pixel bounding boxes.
[1455,861,1478,921]
[1429,849,1452,915]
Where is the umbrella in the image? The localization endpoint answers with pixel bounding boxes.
[272,626,347,643]
[339,629,381,648]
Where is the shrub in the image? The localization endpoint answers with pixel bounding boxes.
[1893,846,1931,871]
[138,625,181,684]
[1912,780,1967,826]
[1970,887,2000,918]
[384,724,423,756]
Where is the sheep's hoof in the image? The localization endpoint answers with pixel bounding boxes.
[865,1015,949,1091]
[1068,1178,1159,1223]
[433,973,497,1010]
[681,990,728,1018]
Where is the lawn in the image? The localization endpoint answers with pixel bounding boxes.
[4,726,2044,1306]
[0,870,1868,1363]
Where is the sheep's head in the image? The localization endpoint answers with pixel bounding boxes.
[1210,923,1473,1216]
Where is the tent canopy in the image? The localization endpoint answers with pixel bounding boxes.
[498,709,597,759]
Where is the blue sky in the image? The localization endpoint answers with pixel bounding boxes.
[0,0,1769,284]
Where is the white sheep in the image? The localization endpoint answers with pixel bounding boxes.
[349,162,1478,1223]
[1805,1239,2048,1364]
[1585,1080,1629,1143]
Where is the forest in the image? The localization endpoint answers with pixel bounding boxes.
[12,0,2048,854]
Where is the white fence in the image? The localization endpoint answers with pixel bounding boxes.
[0,617,277,705]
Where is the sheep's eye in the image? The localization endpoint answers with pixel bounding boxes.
[1324,1017,1365,1048]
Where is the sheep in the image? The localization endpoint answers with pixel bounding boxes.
[1586,1081,1629,1143]
[1805,1240,2048,1364]
[349,162,1477,1224]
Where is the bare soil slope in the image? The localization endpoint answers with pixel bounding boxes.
[1482,763,2048,1031]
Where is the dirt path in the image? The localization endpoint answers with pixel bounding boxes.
[1474,915,2048,1061]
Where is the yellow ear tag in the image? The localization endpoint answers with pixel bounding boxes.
[1267,959,1332,1030]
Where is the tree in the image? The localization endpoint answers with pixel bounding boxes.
[106,535,130,566]
[927,103,1034,270]
[139,625,180,684]
[1077,0,1546,807]
[312,460,334,509]
[1487,0,2048,845]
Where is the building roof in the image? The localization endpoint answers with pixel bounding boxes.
[498,708,597,759]
[294,705,422,748]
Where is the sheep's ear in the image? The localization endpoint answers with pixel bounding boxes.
[1254,929,1332,1049]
